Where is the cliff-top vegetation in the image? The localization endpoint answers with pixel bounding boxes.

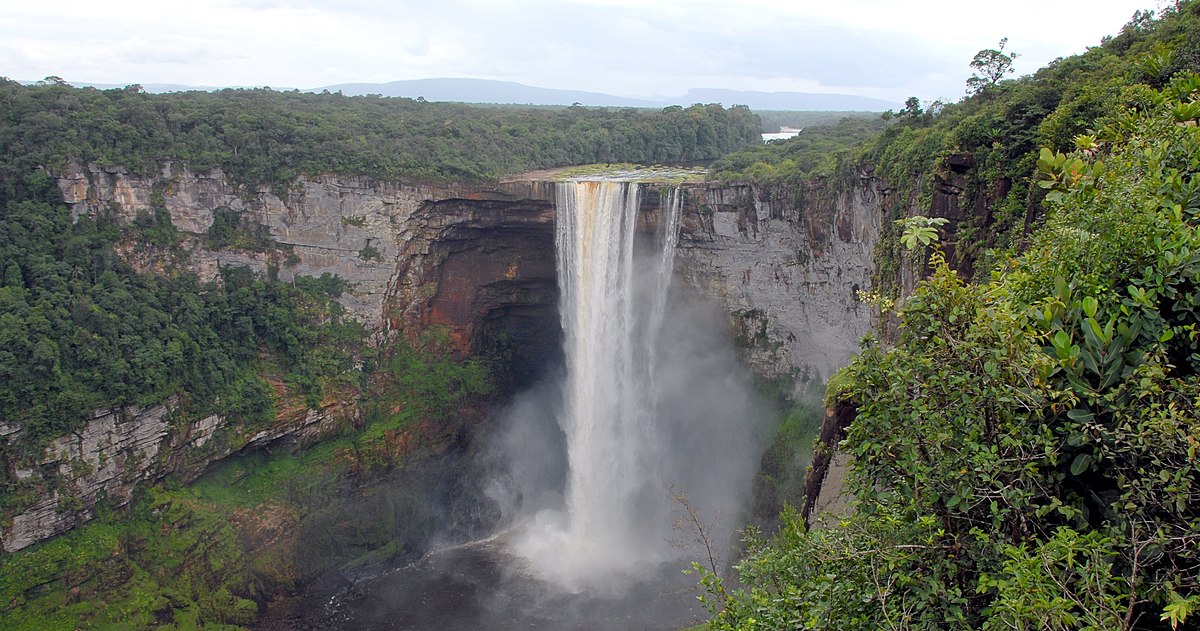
[713,1,1200,288]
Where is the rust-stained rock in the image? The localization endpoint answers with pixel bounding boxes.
[801,401,858,527]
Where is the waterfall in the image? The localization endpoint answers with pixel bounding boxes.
[645,187,682,367]
[513,180,685,588]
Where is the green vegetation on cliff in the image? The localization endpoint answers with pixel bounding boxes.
[702,3,1200,629]
[1,490,259,630]
[1,329,494,629]
[0,171,363,459]
[714,2,1200,292]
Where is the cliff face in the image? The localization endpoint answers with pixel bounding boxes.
[388,181,560,381]
[1,165,560,552]
[2,166,883,552]
[672,177,880,388]
[0,396,351,552]
[56,162,547,328]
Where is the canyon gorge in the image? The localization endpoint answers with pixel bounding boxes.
[2,159,885,555]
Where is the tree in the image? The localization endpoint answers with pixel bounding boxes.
[967,38,1019,95]
[900,96,923,117]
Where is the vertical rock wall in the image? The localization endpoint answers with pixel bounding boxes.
[671,176,882,390]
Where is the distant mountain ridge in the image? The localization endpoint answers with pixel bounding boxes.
[315,78,900,111]
[315,78,657,108]
[50,77,898,112]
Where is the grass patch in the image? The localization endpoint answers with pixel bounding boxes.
[187,445,341,510]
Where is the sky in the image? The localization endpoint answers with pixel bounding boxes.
[0,0,1166,104]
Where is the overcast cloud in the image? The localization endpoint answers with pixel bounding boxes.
[0,0,1162,102]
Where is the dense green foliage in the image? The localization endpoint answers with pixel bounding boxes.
[702,6,1200,625]
[865,2,1200,282]
[0,174,362,458]
[715,2,1200,294]
[0,80,761,192]
[1,331,493,629]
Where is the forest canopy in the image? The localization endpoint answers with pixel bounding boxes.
[0,80,762,195]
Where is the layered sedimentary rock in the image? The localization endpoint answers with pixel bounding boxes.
[0,392,357,552]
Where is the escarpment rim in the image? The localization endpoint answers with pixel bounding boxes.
[500,164,710,184]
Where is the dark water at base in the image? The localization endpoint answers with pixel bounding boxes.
[260,538,708,631]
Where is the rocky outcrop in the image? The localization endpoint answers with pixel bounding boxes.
[1,402,177,552]
[917,152,1013,284]
[801,401,858,526]
[0,392,357,553]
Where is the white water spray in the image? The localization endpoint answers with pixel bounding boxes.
[512,181,681,585]
[508,180,762,592]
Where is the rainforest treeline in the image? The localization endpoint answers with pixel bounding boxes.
[0,79,761,195]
